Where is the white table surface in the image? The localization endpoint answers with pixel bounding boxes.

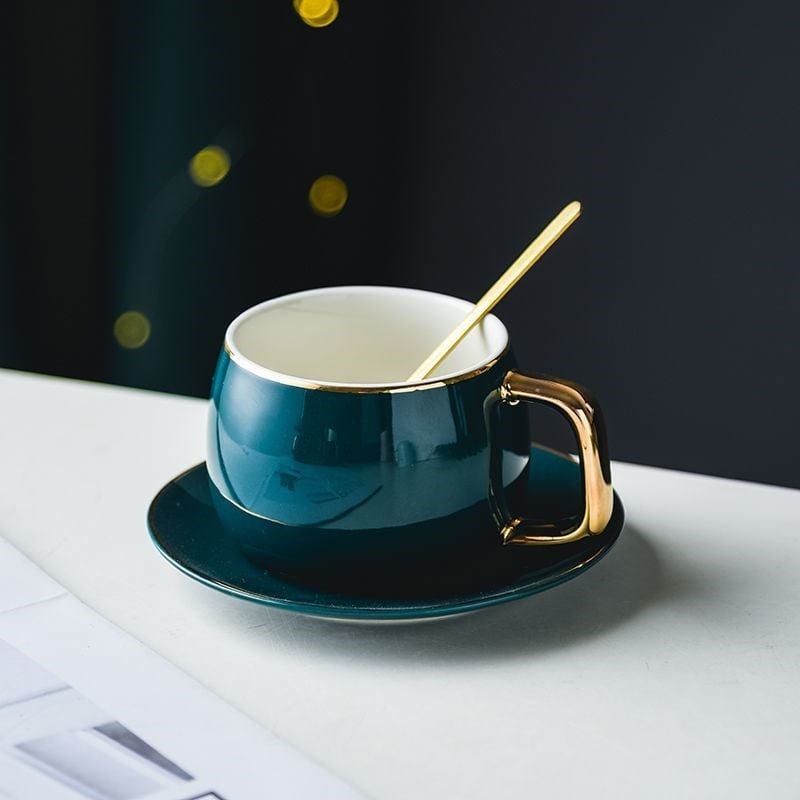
[1,368,798,799]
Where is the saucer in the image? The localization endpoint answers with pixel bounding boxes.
[147,445,624,621]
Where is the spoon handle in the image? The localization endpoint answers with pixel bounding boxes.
[406,200,582,383]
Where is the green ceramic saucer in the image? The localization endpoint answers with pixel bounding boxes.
[147,445,624,621]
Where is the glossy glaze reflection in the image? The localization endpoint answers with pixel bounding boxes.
[207,349,530,535]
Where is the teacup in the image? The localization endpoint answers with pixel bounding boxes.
[206,286,613,577]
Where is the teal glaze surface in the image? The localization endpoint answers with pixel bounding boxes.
[206,349,530,570]
[147,445,625,621]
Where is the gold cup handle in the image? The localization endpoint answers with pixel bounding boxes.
[488,370,614,546]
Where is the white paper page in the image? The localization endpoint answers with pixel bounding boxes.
[0,539,65,613]
[0,539,364,800]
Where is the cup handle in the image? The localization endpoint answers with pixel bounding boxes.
[486,370,614,546]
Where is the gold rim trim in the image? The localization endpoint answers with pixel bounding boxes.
[222,341,509,394]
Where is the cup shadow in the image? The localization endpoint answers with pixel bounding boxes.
[213,523,694,664]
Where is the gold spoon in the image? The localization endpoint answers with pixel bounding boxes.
[406,200,583,383]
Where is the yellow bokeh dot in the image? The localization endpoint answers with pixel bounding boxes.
[189,146,231,187]
[114,311,151,349]
[309,174,348,217]
[294,0,339,28]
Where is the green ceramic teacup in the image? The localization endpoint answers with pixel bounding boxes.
[206,286,613,576]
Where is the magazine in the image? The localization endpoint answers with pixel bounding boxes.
[0,539,362,800]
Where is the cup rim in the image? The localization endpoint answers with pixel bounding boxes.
[224,285,510,394]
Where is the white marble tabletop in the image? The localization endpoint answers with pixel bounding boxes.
[1,368,798,799]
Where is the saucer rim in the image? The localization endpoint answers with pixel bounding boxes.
[147,447,625,621]
[149,525,618,620]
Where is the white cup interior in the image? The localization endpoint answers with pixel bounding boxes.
[227,286,509,387]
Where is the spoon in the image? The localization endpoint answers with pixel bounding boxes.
[406,200,582,383]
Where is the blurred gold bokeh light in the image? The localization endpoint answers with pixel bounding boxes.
[189,146,231,187]
[114,311,151,349]
[294,0,339,28]
[309,174,348,216]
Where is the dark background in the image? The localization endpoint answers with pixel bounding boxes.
[1,1,798,488]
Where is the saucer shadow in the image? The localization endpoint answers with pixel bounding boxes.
[224,523,666,663]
